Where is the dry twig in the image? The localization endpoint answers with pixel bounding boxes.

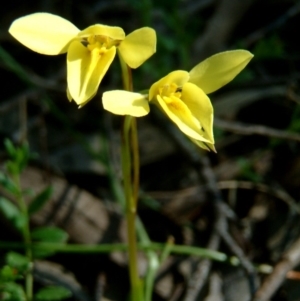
[254,236,300,301]
[214,118,300,142]
[152,110,258,300]
[217,181,300,215]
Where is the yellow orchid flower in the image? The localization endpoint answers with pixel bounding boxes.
[8,12,156,107]
[103,50,253,151]
[149,70,216,151]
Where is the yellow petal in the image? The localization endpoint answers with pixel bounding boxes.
[103,91,149,117]
[9,13,79,55]
[118,27,156,68]
[149,70,189,101]
[190,138,217,152]
[79,24,125,40]
[155,95,211,142]
[181,83,214,143]
[67,41,116,105]
[189,50,254,94]
[78,90,98,108]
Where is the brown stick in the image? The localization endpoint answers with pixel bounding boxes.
[254,237,300,301]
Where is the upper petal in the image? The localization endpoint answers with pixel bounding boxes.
[67,41,116,105]
[118,27,156,69]
[181,82,214,143]
[103,90,149,117]
[79,24,125,40]
[189,50,254,94]
[155,94,211,142]
[149,70,189,101]
[9,13,80,55]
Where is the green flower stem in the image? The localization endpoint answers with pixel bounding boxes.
[0,241,276,276]
[159,236,174,264]
[136,218,159,301]
[103,101,157,300]
[118,50,133,92]
[129,120,159,301]
[119,52,142,301]
[0,241,227,260]
[130,117,139,207]
[14,173,33,301]
[121,115,143,301]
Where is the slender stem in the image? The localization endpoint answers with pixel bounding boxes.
[131,117,140,207]
[14,173,33,301]
[136,218,159,301]
[118,49,133,92]
[118,52,142,301]
[122,115,143,301]
[0,241,228,262]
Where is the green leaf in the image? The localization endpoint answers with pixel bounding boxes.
[253,35,284,60]
[4,139,16,158]
[238,158,262,183]
[32,248,54,259]
[31,227,68,258]
[15,215,28,232]
[0,265,20,282]
[0,197,24,231]
[16,143,30,173]
[0,282,26,301]
[3,140,30,174]
[6,160,19,176]
[28,186,53,215]
[35,286,72,301]
[0,197,20,218]
[31,227,68,243]
[0,45,33,86]
[5,252,30,273]
[0,173,19,195]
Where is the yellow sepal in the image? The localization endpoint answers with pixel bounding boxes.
[9,13,79,55]
[189,50,254,94]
